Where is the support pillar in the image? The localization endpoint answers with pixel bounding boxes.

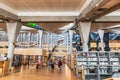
[45,33,48,48]
[69,30,74,54]
[19,33,23,48]
[96,41,100,51]
[17,34,20,48]
[23,33,26,47]
[47,32,50,52]
[79,22,91,52]
[36,33,39,48]
[66,32,69,52]
[52,34,55,47]
[104,32,110,51]
[38,56,41,61]
[28,32,31,48]
[51,33,53,48]
[98,30,105,52]
[6,22,22,70]
[39,30,43,48]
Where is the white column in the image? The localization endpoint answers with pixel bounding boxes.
[21,33,23,42]
[6,22,22,70]
[28,32,31,48]
[38,30,43,48]
[47,32,50,51]
[98,30,105,51]
[17,34,19,48]
[45,33,47,47]
[23,33,26,47]
[52,34,55,47]
[36,33,39,48]
[79,22,91,52]
[20,33,23,47]
[66,32,69,52]
[51,33,53,48]
[69,30,74,54]
[38,56,41,61]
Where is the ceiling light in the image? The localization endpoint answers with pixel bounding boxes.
[0,20,3,22]
[104,24,120,29]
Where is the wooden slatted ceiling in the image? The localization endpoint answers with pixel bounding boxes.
[0,23,6,31]
[0,0,86,12]
[22,22,70,33]
[0,22,69,33]
[91,23,120,32]
[37,22,69,33]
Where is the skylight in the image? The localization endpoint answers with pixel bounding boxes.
[21,26,36,30]
[59,23,75,30]
[106,11,120,16]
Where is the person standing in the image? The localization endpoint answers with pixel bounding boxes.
[58,59,62,69]
[36,60,42,69]
[49,59,54,70]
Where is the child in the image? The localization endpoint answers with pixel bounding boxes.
[36,60,41,69]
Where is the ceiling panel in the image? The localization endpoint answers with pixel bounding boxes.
[0,0,86,12]
[37,22,69,33]
[91,23,120,32]
[102,0,120,9]
[0,22,70,34]
[0,23,6,31]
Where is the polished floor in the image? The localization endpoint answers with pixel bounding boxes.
[0,64,79,80]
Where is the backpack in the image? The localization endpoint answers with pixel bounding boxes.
[60,61,62,65]
[50,61,53,65]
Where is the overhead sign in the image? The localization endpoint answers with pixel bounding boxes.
[27,22,43,30]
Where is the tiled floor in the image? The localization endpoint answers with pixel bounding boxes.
[0,64,79,80]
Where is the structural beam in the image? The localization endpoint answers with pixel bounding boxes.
[79,0,101,18]
[95,16,120,23]
[0,8,18,21]
[89,1,120,21]
[79,0,120,22]
[81,0,110,19]
[19,16,77,22]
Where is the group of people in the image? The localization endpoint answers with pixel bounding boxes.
[49,58,62,70]
[36,58,63,70]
